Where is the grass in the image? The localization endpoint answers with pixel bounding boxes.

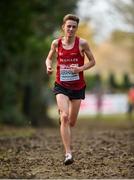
[76,114,134,130]
[79,114,134,121]
[48,105,134,120]
[0,112,133,137]
[0,125,36,138]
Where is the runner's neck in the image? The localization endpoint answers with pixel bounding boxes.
[62,36,76,49]
[63,36,75,45]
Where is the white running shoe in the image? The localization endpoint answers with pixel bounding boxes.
[64,153,74,165]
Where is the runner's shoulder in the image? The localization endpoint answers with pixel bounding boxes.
[79,38,88,46]
[79,38,89,50]
[51,39,59,48]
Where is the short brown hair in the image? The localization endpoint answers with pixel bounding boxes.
[63,14,79,25]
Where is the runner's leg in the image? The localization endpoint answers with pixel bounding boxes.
[56,94,71,154]
[69,99,81,127]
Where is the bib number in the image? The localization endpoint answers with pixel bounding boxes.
[60,64,79,82]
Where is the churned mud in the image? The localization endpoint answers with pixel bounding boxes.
[0,118,134,179]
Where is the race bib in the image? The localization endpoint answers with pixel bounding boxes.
[60,64,79,82]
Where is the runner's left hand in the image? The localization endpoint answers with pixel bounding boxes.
[70,64,82,73]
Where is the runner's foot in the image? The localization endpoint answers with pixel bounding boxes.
[64,153,74,165]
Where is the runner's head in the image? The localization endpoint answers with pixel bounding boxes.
[63,14,79,25]
[62,14,79,37]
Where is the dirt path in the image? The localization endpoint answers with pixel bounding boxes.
[0,119,134,179]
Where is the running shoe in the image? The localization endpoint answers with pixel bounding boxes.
[64,153,74,165]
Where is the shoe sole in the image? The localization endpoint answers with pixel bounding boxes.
[64,158,74,165]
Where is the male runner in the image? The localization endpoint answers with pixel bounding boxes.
[45,14,96,165]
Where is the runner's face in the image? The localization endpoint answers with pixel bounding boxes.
[62,20,78,38]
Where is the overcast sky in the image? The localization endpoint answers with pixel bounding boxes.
[76,0,132,42]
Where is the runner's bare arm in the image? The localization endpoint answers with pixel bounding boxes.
[45,39,58,75]
[70,39,95,73]
[80,39,95,71]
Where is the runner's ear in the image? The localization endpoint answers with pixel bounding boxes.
[62,24,65,31]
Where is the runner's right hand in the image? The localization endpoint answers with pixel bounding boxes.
[46,66,53,75]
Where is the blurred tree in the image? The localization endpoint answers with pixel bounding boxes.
[112,0,134,28]
[110,30,134,78]
[85,75,96,91]
[0,0,78,126]
[121,73,131,90]
[110,30,133,43]
[77,22,95,47]
[108,73,118,92]
[112,0,134,72]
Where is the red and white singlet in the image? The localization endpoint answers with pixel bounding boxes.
[55,36,86,90]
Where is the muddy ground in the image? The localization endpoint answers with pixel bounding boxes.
[0,118,134,179]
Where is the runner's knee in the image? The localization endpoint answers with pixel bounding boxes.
[70,120,76,127]
[60,111,69,124]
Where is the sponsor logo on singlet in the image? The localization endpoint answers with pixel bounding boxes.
[60,58,78,63]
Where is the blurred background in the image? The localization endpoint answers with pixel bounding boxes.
[0,0,134,127]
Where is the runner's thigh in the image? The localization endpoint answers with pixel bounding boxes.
[56,94,70,114]
[69,99,81,121]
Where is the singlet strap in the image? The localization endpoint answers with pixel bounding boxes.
[58,37,62,50]
[74,36,79,49]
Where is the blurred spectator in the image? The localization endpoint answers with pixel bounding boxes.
[127,85,134,119]
[93,74,103,117]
